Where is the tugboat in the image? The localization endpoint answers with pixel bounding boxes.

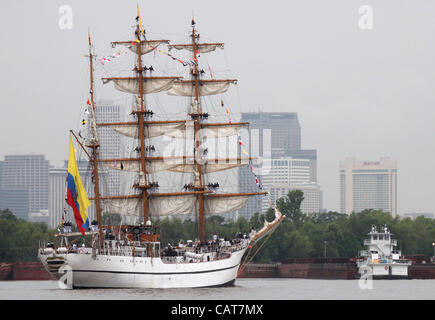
[357,225,411,279]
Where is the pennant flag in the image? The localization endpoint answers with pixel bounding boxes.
[66,137,91,235]
[87,99,91,105]
[241,148,249,155]
[137,5,145,37]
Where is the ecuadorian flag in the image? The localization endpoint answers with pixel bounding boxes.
[67,137,91,235]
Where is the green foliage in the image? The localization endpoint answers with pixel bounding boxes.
[2,188,435,263]
[0,209,56,262]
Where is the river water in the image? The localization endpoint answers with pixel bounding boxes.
[0,278,434,300]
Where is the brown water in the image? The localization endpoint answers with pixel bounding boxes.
[0,278,434,300]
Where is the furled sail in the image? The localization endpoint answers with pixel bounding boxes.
[112,40,169,55]
[167,80,237,97]
[98,121,246,140]
[102,77,180,95]
[101,157,194,173]
[148,195,197,217]
[168,43,224,53]
[100,195,196,217]
[204,195,251,214]
[168,158,251,174]
[107,121,191,139]
[101,197,142,216]
[199,123,248,139]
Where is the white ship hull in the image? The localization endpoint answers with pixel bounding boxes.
[358,262,411,279]
[42,247,247,288]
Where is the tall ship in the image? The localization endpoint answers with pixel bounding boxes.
[357,225,411,279]
[38,11,284,288]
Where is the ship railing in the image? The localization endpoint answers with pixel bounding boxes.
[363,239,371,245]
[391,239,397,246]
[393,259,411,265]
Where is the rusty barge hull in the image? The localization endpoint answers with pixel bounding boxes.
[237,258,435,280]
[0,262,55,281]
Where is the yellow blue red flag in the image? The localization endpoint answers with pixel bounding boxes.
[67,137,91,235]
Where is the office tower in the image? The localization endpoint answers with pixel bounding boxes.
[0,155,49,220]
[94,101,121,196]
[0,188,29,220]
[339,157,397,217]
[238,112,318,220]
[260,158,322,214]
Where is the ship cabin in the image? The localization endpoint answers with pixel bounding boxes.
[362,225,401,261]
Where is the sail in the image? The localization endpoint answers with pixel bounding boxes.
[168,158,251,173]
[149,195,197,217]
[204,195,250,214]
[102,157,250,174]
[100,194,196,217]
[102,77,180,95]
[109,121,191,139]
[168,43,224,53]
[101,196,142,216]
[98,121,246,140]
[199,123,248,139]
[112,40,169,55]
[103,159,181,173]
[167,80,237,97]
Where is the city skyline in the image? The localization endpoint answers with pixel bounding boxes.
[1,1,434,215]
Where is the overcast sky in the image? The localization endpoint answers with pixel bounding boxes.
[1,0,434,214]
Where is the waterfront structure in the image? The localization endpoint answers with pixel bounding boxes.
[0,155,49,220]
[339,157,397,216]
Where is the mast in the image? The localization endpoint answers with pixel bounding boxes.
[97,15,266,238]
[190,20,206,243]
[86,32,104,251]
[133,22,150,224]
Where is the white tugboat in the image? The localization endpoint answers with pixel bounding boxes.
[357,225,411,279]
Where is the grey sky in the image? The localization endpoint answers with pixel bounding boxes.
[1,1,434,214]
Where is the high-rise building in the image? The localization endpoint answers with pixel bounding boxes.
[238,112,318,220]
[260,158,321,214]
[265,184,323,215]
[0,188,29,220]
[339,157,397,217]
[94,101,121,197]
[0,155,49,220]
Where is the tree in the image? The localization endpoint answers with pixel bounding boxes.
[276,189,306,227]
